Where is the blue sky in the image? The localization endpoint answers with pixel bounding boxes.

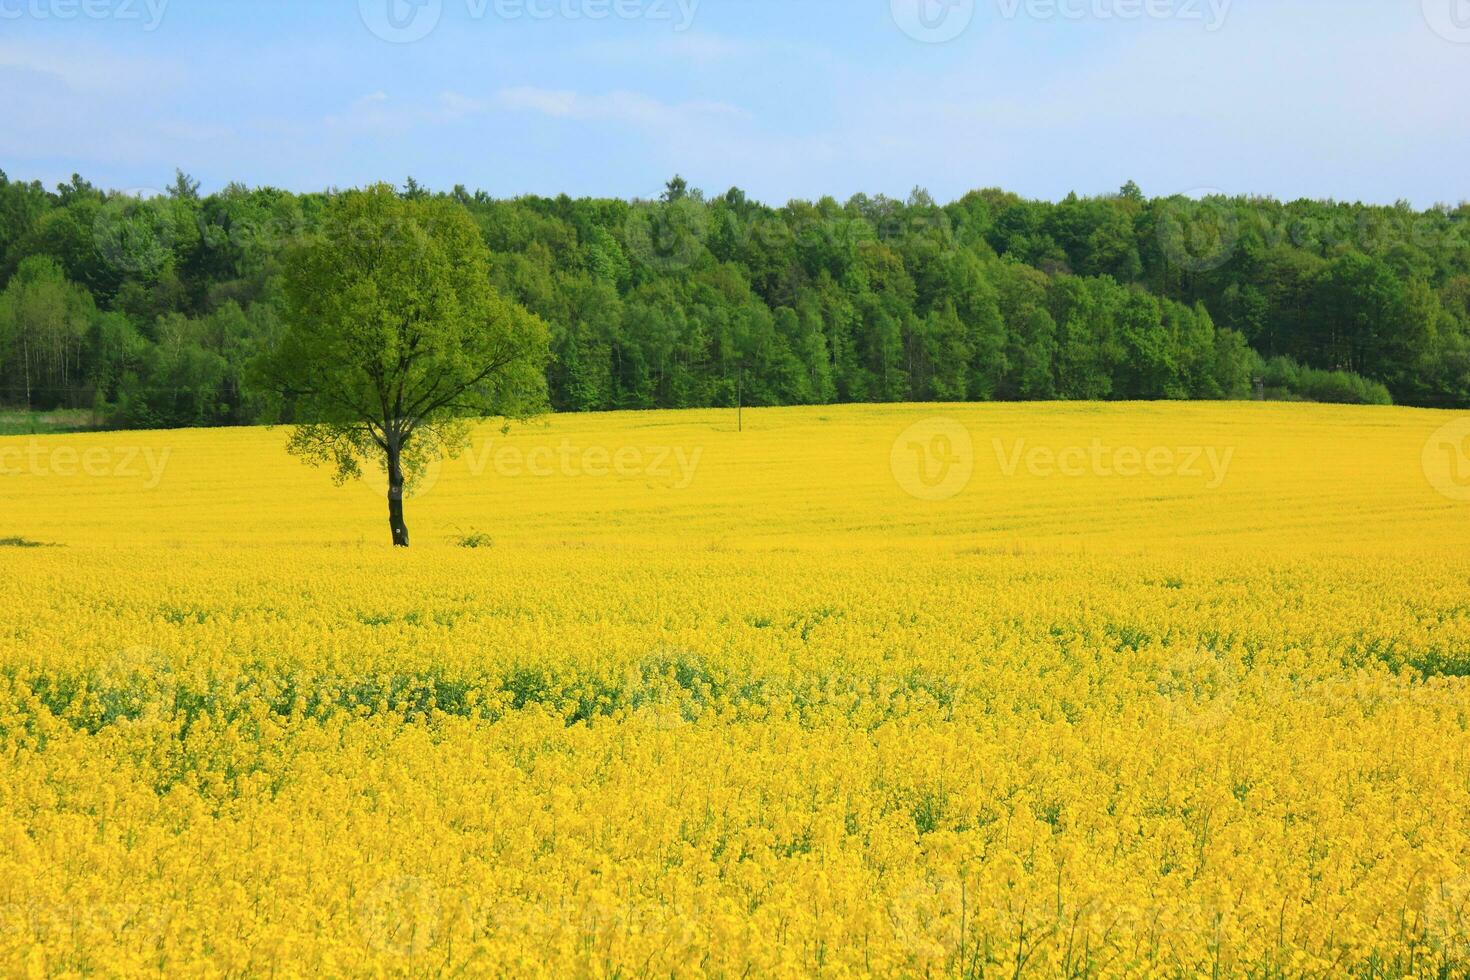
[3,0,1468,206]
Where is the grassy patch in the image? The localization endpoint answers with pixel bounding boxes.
[0,408,100,436]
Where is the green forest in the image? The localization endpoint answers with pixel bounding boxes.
[3,169,1468,430]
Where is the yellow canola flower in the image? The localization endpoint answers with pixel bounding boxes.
[1,402,1468,976]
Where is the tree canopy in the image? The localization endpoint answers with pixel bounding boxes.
[5,170,1466,429]
[252,185,550,546]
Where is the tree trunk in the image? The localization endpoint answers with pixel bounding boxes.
[386,444,410,548]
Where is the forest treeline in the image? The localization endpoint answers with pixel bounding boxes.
[4,170,1469,428]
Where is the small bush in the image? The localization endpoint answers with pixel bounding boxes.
[453,531,494,549]
[1258,355,1392,406]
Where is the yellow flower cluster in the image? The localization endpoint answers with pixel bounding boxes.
[2,403,1469,976]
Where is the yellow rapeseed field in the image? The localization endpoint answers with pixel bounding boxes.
[3,402,1470,977]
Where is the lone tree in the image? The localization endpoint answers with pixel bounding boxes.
[254,184,549,547]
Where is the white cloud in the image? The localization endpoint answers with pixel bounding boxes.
[494,86,579,117]
[324,91,413,131]
[0,38,183,93]
[492,86,746,130]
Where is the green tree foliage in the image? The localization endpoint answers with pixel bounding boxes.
[0,256,95,409]
[6,173,1465,427]
[250,185,550,547]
